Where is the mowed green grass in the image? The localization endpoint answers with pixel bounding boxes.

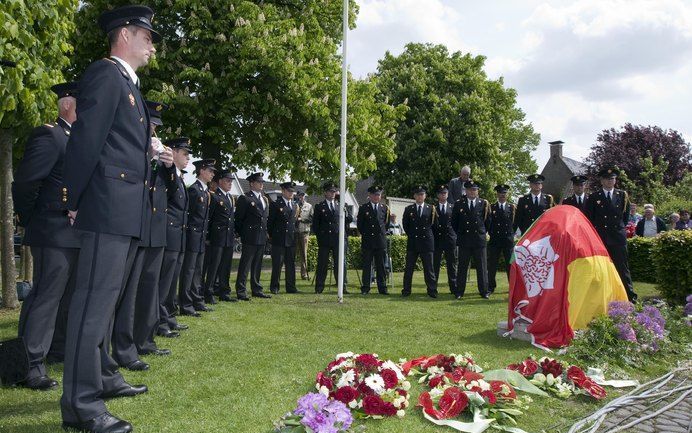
[0,271,663,433]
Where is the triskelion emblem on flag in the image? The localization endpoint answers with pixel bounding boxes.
[514,236,559,298]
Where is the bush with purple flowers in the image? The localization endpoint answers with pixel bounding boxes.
[275,392,361,433]
[608,301,666,352]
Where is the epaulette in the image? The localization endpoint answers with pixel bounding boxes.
[43,123,55,128]
[105,57,130,80]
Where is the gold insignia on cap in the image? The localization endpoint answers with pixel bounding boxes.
[156,105,162,112]
[608,169,612,173]
[129,94,135,106]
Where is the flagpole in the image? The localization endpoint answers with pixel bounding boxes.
[337,0,348,303]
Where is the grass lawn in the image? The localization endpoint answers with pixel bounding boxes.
[0,271,664,433]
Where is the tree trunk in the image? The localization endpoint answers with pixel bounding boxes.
[21,244,33,282]
[0,129,19,309]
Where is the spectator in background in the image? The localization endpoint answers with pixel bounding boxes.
[635,204,667,237]
[676,209,691,230]
[294,191,312,280]
[669,212,680,230]
[386,213,403,236]
[628,203,642,225]
[448,165,471,204]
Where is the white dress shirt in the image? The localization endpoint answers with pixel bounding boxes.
[196,179,208,191]
[110,56,139,85]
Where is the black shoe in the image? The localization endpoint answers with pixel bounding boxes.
[219,295,236,302]
[315,288,324,294]
[270,289,279,295]
[62,411,133,433]
[123,360,149,371]
[428,292,438,299]
[237,296,251,301]
[22,375,58,390]
[488,288,495,294]
[204,296,217,305]
[379,291,389,295]
[157,329,180,338]
[481,294,490,299]
[180,310,201,317]
[361,290,369,295]
[253,292,272,299]
[101,383,148,399]
[194,305,213,312]
[455,295,462,300]
[401,292,411,297]
[172,323,189,330]
[141,348,171,356]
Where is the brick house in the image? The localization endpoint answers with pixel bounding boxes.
[540,140,587,201]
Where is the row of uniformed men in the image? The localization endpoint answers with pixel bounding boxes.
[388,171,637,303]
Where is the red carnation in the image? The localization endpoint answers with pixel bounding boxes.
[481,389,497,405]
[327,357,346,371]
[508,359,540,377]
[356,354,382,370]
[438,387,469,419]
[540,358,564,378]
[580,379,607,400]
[397,389,408,398]
[381,369,399,389]
[357,380,375,395]
[450,368,465,383]
[567,366,588,386]
[489,380,517,400]
[380,401,397,416]
[429,375,444,389]
[316,371,334,390]
[461,370,484,382]
[363,394,386,416]
[334,386,359,403]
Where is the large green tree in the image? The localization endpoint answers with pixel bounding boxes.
[0,0,78,309]
[372,43,538,199]
[69,0,406,187]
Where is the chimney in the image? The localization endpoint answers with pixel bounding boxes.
[549,140,564,161]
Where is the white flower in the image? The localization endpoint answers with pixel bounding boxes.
[429,388,444,400]
[427,366,443,376]
[402,381,411,391]
[546,374,555,386]
[396,410,406,418]
[348,400,358,409]
[393,396,405,407]
[336,352,354,360]
[336,370,356,388]
[365,374,385,394]
[319,386,330,396]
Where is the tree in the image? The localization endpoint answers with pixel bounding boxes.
[371,43,539,199]
[0,0,78,309]
[586,123,691,188]
[69,0,406,188]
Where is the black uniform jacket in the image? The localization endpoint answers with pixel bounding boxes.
[13,118,79,248]
[63,58,151,238]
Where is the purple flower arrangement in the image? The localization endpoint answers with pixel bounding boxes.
[685,295,692,326]
[275,392,355,433]
[607,301,667,352]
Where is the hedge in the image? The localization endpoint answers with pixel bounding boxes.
[304,233,692,299]
[627,236,658,283]
[652,230,692,304]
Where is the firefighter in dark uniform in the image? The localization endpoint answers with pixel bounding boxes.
[133,101,177,354]
[357,185,389,295]
[514,174,554,235]
[562,175,589,212]
[203,168,237,302]
[451,181,491,299]
[312,181,353,293]
[487,184,516,294]
[178,159,216,316]
[60,6,160,432]
[585,167,637,302]
[157,137,191,336]
[12,82,80,390]
[268,181,299,294]
[401,185,438,298]
[234,172,272,299]
[111,101,175,372]
[432,184,457,296]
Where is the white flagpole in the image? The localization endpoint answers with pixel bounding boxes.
[337,0,348,303]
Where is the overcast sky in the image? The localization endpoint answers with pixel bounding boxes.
[348,0,692,169]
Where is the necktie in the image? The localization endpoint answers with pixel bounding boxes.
[288,200,292,210]
[578,196,582,205]
[330,202,335,213]
[607,191,611,201]
[469,200,475,213]
[257,193,263,209]
[418,205,422,218]
[534,196,538,206]
[441,204,445,215]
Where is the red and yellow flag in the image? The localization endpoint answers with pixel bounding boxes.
[508,205,628,348]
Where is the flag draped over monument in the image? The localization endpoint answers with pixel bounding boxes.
[508,205,629,348]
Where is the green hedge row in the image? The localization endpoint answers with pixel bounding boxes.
[305,232,692,303]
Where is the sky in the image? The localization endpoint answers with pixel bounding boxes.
[348,0,692,170]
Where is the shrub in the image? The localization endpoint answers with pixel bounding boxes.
[652,230,692,304]
[627,237,657,283]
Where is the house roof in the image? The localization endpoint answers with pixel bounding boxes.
[562,156,587,176]
[354,176,375,205]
